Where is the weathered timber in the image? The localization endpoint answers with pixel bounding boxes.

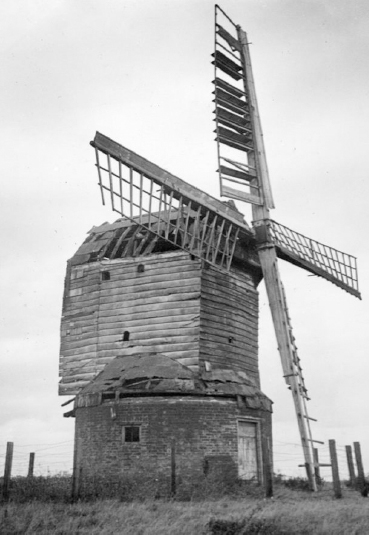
[92,132,248,230]
[329,439,342,499]
[200,341,258,366]
[200,326,258,351]
[98,312,200,328]
[62,340,200,358]
[213,77,244,98]
[71,290,200,310]
[97,321,199,339]
[216,24,241,52]
[201,309,258,336]
[201,294,258,320]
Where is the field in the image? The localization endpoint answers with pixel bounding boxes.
[1,476,368,534]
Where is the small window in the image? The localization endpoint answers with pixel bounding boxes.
[137,264,145,273]
[101,271,110,281]
[123,330,130,341]
[124,426,140,443]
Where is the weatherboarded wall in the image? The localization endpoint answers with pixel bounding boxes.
[59,252,202,394]
[200,265,259,385]
[74,395,272,491]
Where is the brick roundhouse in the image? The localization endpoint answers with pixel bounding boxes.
[60,214,273,495]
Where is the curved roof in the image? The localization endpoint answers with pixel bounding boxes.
[75,353,272,413]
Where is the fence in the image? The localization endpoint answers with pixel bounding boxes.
[1,438,367,501]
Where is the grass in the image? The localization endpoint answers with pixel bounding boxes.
[1,476,368,534]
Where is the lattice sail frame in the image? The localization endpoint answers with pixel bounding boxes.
[91,132,252,272]
[212,5,274,209]
[268,220,360,298]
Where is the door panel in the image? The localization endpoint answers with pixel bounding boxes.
[238,421,258,479]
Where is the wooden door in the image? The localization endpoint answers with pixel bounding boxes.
[238,421,258,480]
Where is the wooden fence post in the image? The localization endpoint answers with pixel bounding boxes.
[313,448,321,487]
[264,437,273,498]
[329,439,342,498]
[2,442,14,502]
[345,445,356,488]
[354,442,367,496]
[170,439,176,497]
[27,452,35,478]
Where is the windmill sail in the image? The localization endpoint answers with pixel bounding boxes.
[213,5,275,209]
[214,6,324,490]
[268,220,360,298]
[91,132,253,272]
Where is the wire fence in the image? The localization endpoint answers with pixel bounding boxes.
[0,440,74,477]
[273,437,367,497]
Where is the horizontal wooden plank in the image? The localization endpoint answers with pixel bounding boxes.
[200,339,257,361]
[200,348,258,373]
[221,184,262,205]
[201,296,258,322]
[200,327,257,352]
[66,311,199,332]
[63,291,200,319]
[215,89,247,111]
[216,25,241,52]
[97,322,199,339]
[61,340,199,357]
[98,276,201,298]
[200,314,257,344]
[201,278,258,305]
[215,106,250,128]
[176,357,199,367]
[203,267,257,291]
[98,312,200,328]
[66,312,199,330]
[72,264,200,291]
[213,77,244,98]
[66,288,200,310]
[62,331,199,352]
[219,165,255,182]
[201,294,258,318]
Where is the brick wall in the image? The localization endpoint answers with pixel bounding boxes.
[74,395,272,492]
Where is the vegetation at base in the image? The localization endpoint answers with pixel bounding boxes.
[1,473,369,534]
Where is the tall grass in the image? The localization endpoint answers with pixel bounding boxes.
[1,474,368,534]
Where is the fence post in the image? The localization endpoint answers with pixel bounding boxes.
[354,442,367,496]
[170,439,176,497]
[28,452,35,478]
[2,442,14,502]
[345,445,356,488]
[329,439,342,498]
[313,448,321,487]
[264,437,273,498]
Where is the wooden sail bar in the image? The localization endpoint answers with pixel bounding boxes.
[213,5,271,208]
[90,132,253,272]
[265,220,361,299]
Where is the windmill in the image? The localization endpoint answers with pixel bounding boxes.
[87,6,360,491]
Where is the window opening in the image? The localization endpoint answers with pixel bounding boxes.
[137,264,145,273]
[123,331,130,341]
[124,426,140,443]
[102,271,110,281]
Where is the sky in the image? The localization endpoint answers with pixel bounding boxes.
[1,0,368,481]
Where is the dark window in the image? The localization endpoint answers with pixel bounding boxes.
[102,271,110,281]
[124,426,140,443]
[123,330,130,341]
[137,264,145,273]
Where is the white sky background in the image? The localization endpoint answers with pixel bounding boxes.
[0,0,368,480]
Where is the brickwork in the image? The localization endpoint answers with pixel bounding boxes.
[74,395,272,491]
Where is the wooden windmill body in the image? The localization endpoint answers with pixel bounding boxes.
[60,6,359,493]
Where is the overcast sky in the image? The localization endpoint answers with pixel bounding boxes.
[1,0,368,480]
